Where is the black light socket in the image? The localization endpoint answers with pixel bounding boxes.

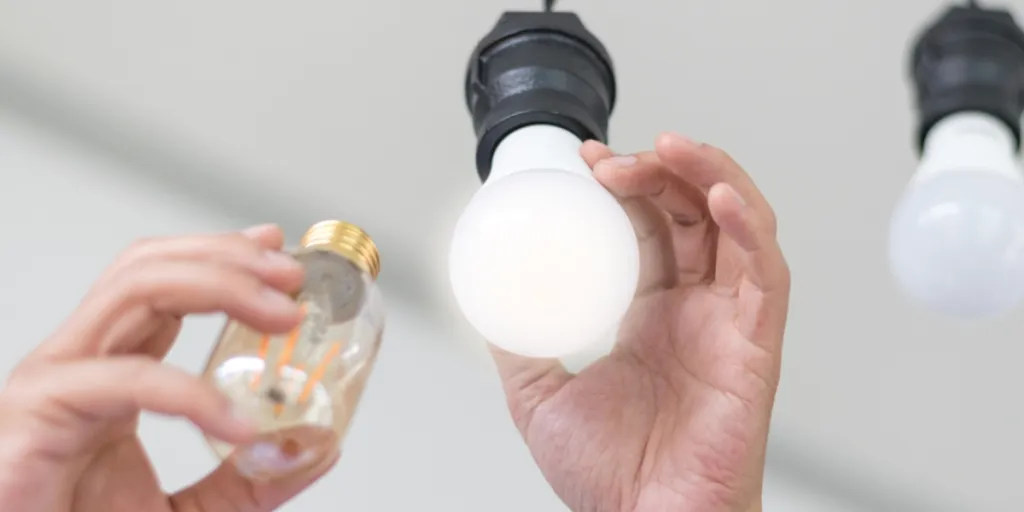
[911,4,1024,153]
[465,11,617,181]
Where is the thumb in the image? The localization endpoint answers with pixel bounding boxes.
[489,346,572,435]
[169,450,339,512]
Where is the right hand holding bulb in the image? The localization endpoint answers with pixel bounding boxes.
[0,224,337,512]
[489,133,791,512]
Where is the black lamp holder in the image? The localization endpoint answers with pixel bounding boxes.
[464,10,617,182]
[911,2,1024,153]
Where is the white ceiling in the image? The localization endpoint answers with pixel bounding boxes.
[1,0,1022,509]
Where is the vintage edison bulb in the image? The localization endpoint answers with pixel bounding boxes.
[202,220,385,481]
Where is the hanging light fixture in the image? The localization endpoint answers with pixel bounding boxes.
[890,0,1024,316]
[448,2,640,358]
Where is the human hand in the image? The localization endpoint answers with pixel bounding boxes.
[0,225,337,512]
[490,133,790,512]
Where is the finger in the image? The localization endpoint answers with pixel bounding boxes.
[580,139,614,167]
[129,314,186,360]
[593,153,713,286]
[707,183,790,345]
[39,227,303,360]
[7,357,256,456]
[582,143,677,291]
[88,224,292,358]
[38,260,303,360]
[94,226,299,293]
[708,183,760,254]
[620,198,678,294]
[583,143,689,228]
[170,449,339,512]
[654,133,777,235]
[582,143,668,243]
[242,223,286,248]
[707,182,788,293]
[592,155,675,291]
[489,346,572,436]
[593,152,708,226]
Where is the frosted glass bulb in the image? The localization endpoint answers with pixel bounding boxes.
[449,125,640,358]
[889,112,1024,316]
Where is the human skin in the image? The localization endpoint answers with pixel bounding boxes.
[488,133,790,512]
[0,225,331,512]
[0,133,787,512]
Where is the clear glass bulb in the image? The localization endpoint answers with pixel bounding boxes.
[202,221,385,481]
[449,125,640,358]
[889,112,1024,316]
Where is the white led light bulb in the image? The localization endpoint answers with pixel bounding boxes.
[889,111,1024,316]
[449,124,640,358]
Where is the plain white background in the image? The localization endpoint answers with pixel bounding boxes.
[1,0,1022,509]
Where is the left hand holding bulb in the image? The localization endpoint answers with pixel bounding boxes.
[0,225,335,512]
[490,133,791,512]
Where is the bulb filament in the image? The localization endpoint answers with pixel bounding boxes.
[249,301,344,417]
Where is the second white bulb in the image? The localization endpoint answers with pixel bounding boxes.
[889,111,1024,316]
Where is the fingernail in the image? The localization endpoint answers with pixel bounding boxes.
[243,224,277,238]
[259,287,299,311]
[263,250,301,269]
[598,155,636,170]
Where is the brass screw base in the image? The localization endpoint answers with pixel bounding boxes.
[299,220,380,279]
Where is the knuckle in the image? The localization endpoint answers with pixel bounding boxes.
[0,375,33,406]
[121,358,164,399]
[701,143,744,175]
[231,274,270,305]
[0,367,53,415]
[215,232,265,260]
[222,267,263,292]
[115,356,156,385]
[121,237,158,259]
[702,143,729,161]
[105,268,150,304]
[122,355,153,374]
[108,237,164,274]
[3,361,49,396]
[701,144,740,171]
[656,131,677,149]
[4,361,37,388]
[0,422,51,468]
[221,231,254,246]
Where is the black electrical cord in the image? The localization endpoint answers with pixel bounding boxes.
[544,0,556,12]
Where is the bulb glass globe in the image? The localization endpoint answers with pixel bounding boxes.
[449,125,640,358]
[889,111,1024,316]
